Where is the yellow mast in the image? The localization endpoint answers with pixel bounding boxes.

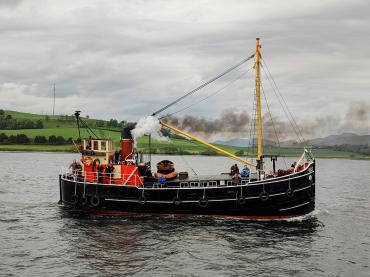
[255,38,263,164]
[157,40,262,169]
[160,121,256,168]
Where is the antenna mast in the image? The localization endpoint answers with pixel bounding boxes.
[52,84,56,116]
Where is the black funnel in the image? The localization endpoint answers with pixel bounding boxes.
[121,126,134,140]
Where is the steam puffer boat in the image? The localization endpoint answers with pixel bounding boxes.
[59,39,316,219]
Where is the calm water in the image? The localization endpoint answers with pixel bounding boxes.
[0,152,369,276]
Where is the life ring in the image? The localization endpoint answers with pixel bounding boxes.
[155,171,178,180]
[90,195,101,207]
[286,187,294,198]
[71,194,79,205]
[237,196,246,205]
[80,196,88,207]
[198,197,208,208]
[259,191,269,201]
[308,175,314,186]
[83,156,93,167]
[173,196,181,206]
[307,187,314,201]
[236,191,246,205]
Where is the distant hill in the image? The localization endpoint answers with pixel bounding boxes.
[305,133,370,147]
[213,138,251,147]
[2,109,369,152]
[213,138,282,147]
[214,133,370,148]
[1,110,370,158]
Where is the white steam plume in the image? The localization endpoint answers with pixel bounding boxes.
[131,116,169,142]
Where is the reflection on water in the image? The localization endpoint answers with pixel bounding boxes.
[58,208,322,276]
[1,152,370,276]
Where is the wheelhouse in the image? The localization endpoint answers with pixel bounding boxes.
[83,138,115,165]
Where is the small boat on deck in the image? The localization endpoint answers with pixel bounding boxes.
[59,38,316,219]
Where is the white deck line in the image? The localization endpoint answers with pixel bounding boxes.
[61,171,313,190]
[279,201,311,211]
[104,185,312,204]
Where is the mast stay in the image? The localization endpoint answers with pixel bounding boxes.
[152,54,255,117]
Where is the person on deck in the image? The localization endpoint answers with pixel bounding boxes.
[86,136,92,150]
[114,151,121,164]
[93,159,104,183]
[97,164,104,183]
[69,159,82,174]
[69,159,78,171]
[241,165,250,178]
[230,164,240,177]
[105,163,115,183]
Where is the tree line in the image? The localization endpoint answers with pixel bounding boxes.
[324,144,370,156]
[95,118,128,128]
[0,111,43,130]
[0,133,72,145]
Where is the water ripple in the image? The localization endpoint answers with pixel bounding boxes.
[0,153,370,276]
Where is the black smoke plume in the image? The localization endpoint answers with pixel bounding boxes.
[162,110,250,138]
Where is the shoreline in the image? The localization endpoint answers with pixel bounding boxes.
[1,145,369,160]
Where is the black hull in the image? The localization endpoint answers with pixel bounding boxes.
[59,162,315,219]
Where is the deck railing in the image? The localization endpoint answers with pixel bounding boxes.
[62,169,250,188]
[63,170,144,186]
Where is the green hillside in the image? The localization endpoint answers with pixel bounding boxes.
[3,110,120,129]
[0,128,120,141]
[0,109,369,159]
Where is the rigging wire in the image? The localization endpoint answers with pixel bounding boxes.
[152,54,255,116]
[261,82,281,147]
[260,63,304,143]
[261,82,288,168]
[158,64,256,170]
[79,117,99,138]
[165,135,199,178]
[159,66,254,120]
[180,154,199,178]
[163,125,252,166]
[246,88,256,160]
[261,58,306,143]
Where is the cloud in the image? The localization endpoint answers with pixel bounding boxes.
[0,0,368,138]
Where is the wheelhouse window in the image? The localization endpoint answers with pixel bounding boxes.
[93,141,99,150]
[101,141,106,151]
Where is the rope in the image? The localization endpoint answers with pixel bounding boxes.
[180,155,199,179]
[162,133,199,178]
[152,54,255,116]
[261,62,304,143]
[249,90,257,162]
[261,82,288,168]
[79,117,99,139]
[245,88,256,159]
[159,66,254,120]
[261,59,306,143]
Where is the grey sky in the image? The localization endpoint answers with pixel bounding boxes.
[0,0,369,137]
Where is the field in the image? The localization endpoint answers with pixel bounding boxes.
[1,110,369,159]
[0,128,120,141]
[0,144,74,152]
[3,110,116,129]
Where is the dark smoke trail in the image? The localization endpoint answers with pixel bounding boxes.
[340,101,370,134]
[162,101,370,142]
[163,110,250,138]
